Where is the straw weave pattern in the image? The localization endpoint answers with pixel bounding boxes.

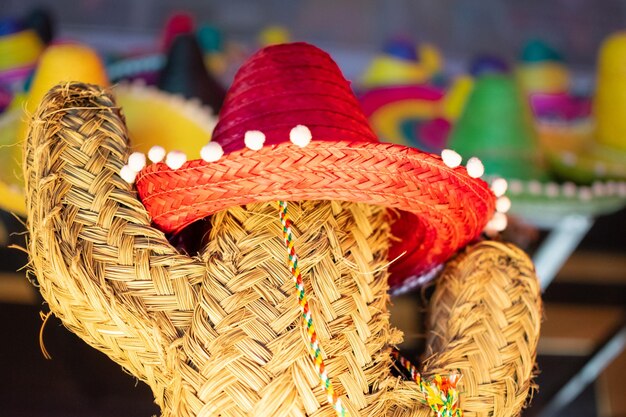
[24,83,541,417]
[410,241,542,417]
[24,83,206,406]
[24,83,407,416]
[136,139,494,286]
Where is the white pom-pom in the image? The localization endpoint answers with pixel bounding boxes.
[592,181,607,197]
[528,180,542,195]
[200,142,224,162]
[289,124,313,147]
[618,182,626,197]
[496,196,511,213]
[128,152,146,172]
[148,145,166,163]
[484,212,508,233]
[441,149,462,168]
[562,182,577,197]
[578,187,592,201]
[466,157,484,178]
[165,151,187,170]
[120,165,137,184]
[244,130,266,151]
[492,212,508,231]
[605,181,617,195]
[545,182,560,197]
[490,178,508,197]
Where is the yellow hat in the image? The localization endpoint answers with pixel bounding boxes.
[0,43,217,216]
[541,31,626,184]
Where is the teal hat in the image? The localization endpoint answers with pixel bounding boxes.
[520,39,564,63]
[197,24,223,53]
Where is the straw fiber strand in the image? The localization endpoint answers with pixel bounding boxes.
[407,241,542,417]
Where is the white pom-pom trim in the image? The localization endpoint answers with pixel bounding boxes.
[244,130,266,151]
[466,157,484,178]
[200,142,224,162]
[148,146,166,163]
[128,152,146,172]
[490,178,508,197]
[578,187,592,201]
[495,196,511,213]
[592,181,606,197]
[484,212,508,233]
[562,182,577,197]
[528,180,542,195]
[165,151,187,170]
[120,165,137,184]
[545,182,560,197]
[289,125,312,147]
[441,149,462,168]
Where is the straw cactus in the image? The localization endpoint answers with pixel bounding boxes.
[24,82,541,417]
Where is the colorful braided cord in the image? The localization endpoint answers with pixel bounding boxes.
[277,201,348,417]
[392,350,463,417]
[278,200,463,417]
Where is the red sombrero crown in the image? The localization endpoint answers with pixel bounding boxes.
[135,42,496,288]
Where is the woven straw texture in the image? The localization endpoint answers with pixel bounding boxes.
[24,82,541,417]
[411,241,542,417]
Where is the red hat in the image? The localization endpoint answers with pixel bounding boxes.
[136,42,496,288]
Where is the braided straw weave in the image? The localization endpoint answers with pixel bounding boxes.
[24,83,541,417]
[135,42,496,285]
[407,241,543,417]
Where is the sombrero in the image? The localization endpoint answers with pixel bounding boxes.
[257,25,292,47]
[197,23,229,77]
[23,7,55,46]
[134,42,497,288]
[447,73,626,226]
[105,11,196,84]
[469,54,510,77]
[0,42,218,217]
[106,13,233,94]
[360,38,443,88]
[543,31,626,184]
[155,33,226,113]
[0,42,108,216]
[516,39,571,95]
[358,77,473,153]
[0,17,44,90]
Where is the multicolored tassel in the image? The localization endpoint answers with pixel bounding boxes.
[392,350,463,417]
